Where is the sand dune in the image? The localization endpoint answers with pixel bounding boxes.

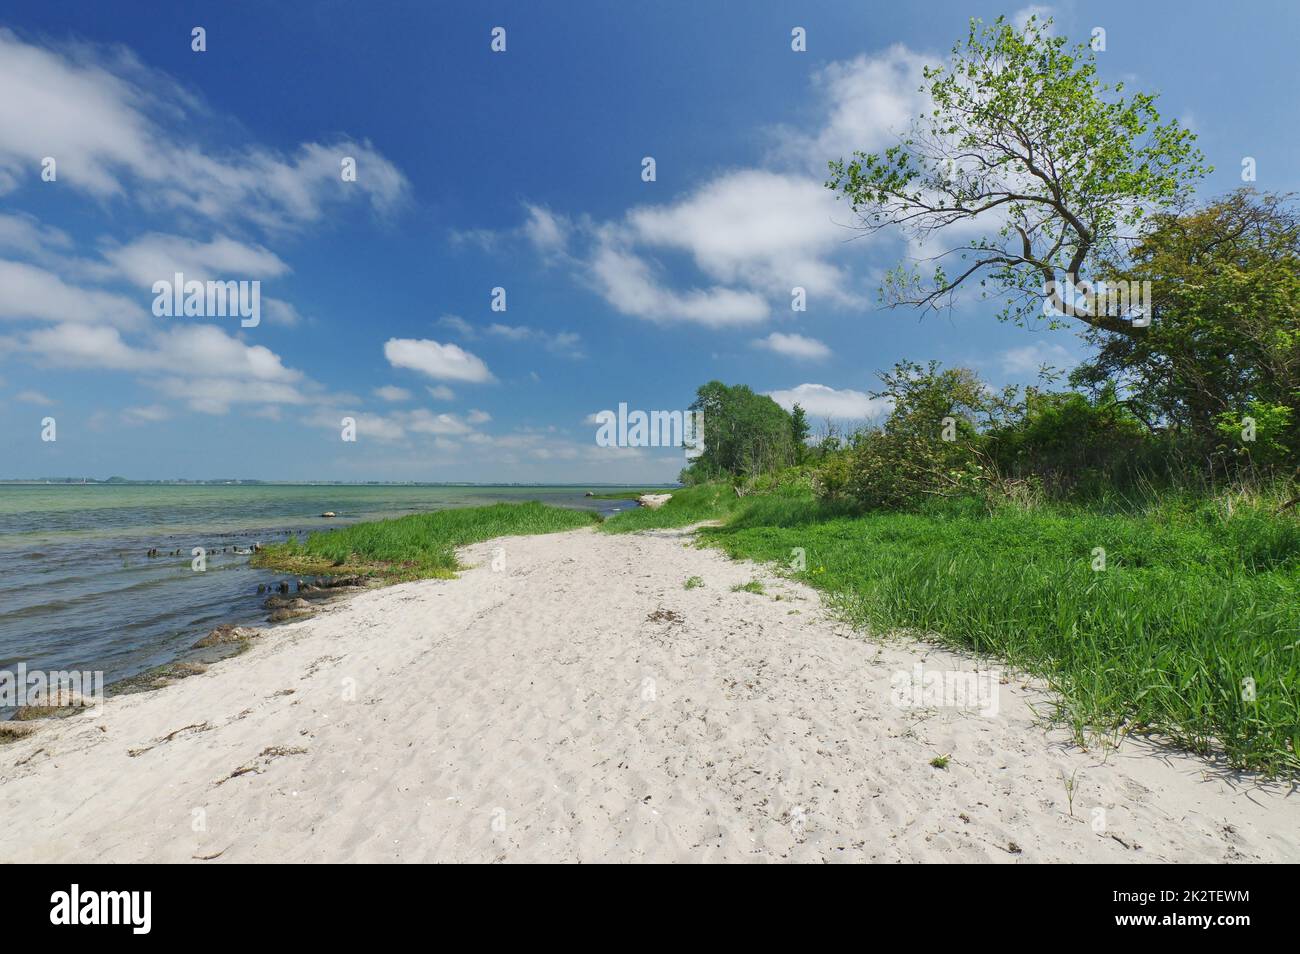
[1,525,1296,863]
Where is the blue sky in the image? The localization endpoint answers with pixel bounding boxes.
[2,0,1297,482]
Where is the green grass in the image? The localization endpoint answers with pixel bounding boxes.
[731,580,766,594]
[587,487,676,500]
[253,501,600,581]
[599,483,746,533]
[684,575,704,589]
[695,489,1300,774]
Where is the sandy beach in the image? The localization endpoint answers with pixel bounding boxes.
[1,525,1296,863]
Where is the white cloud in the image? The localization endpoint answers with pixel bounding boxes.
[15,389,55,405]
[262,298,304,326]
[21,322,317,414]
[522,203,569,255]
[767,383,891,421]
[496,47,939,328]
[0,30,408,230]
[1000,342,1076,376]
[0,212,72,258]
[626,170,856,303]
[437,314,476,338]
[24,323,141,369]
[99,233,289,288]
[779,46,931,173]
[310,407,481,443]
[373,385,412,402]
[486,323,584,358]
[0,259,145,328]
[344,412,406,442]
[467,409,491,424]
[406,409,472,436]
[574,167,862,327]
[384,338,494,383]
[588,242,769,327]
[426,385,455,401]
[0,31,410,431]
[123,404,170,423]
[454,203,572,259]
[486,323,531,342]
[754,332,830,360]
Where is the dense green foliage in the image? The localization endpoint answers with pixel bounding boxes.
[1078,189,1300,467]
[811,360,1189,507]
[254,502,599,580]
[680,381,799,484]
[815,361,990,507]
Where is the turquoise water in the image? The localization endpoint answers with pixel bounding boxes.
[0,484,645,686]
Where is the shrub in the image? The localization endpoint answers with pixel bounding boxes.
[814,361,990,508]
[1215,400,1296,471]
[984,384,1152,494]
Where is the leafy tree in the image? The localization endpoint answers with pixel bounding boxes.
[826,15,1208,331]
[680,381,795,483]
[1073,189,1300,465]
[789,403,811,463]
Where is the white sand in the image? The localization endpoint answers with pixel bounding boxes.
[1,525,1296,863]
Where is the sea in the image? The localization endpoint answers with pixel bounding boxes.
[0,484,644,689]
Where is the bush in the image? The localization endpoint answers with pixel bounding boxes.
[983,384,1152,494]
[814,361,990,508]
[1215,400,1296,471]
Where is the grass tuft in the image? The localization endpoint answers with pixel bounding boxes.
[254,502,600,582]
[600,484,744,533]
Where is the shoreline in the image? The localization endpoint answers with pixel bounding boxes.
[0,489,639,695]
[1,525,1296,862]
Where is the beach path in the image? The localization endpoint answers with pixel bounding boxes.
[1,526,1296,863]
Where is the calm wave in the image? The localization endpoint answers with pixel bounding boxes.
[0,484,638,686]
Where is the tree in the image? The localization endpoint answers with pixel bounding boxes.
[826,15,1209,333]
[789,403,810,463]
[680,381,795,483]
[1072,189,1300,465]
